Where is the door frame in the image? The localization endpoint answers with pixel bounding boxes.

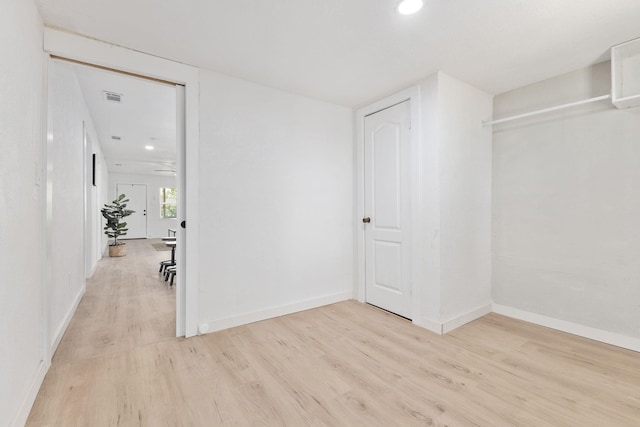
[355,86,422,325]
[43,28,200,338]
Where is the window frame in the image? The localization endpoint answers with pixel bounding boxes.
[159,187,177,219]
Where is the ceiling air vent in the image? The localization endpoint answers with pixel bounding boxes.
[103,91,122,103]
[111,136,121,141]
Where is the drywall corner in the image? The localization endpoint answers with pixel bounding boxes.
[442,303,492,334]
[417,72,442,324]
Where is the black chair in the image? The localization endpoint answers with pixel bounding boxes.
[165,265,176,286]
[159,259,175,273]
[159,239,176,273]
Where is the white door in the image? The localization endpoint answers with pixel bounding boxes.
[116,184,147,239]
[364,100,412,319]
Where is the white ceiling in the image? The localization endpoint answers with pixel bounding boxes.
[72,63,176,176]
[38,0,640,107]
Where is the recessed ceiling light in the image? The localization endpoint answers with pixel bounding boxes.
[397,0,423,15]
[145,145,155,150]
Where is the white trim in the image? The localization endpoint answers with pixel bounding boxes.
[420,303,492,335]
[82,120,89,279]
[41,52,53,376]
[355,107,365,304]
[50,284,85,356]
[10,360,49,427]
[420,317,444,335]
[175,84,187,339]
[493,303,640,353]
[355,86,422,324]
[43,28,200,338]
[442,303,492,334]
[205,292,354,333]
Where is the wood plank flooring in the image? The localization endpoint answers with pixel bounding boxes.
[27,241,640,426]
[49,239,176,366]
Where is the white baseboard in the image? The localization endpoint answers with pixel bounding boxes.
[205,291,353,334]
[492,303,640,353]
[87,260,98,278]
[419,317,444,335]
[442,303,493,334]
[420,303,492,335]
[50,284,85,356]
[10,360,48,427]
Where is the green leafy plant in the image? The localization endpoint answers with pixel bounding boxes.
[101,194,135,246]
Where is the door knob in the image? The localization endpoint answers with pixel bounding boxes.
[362,217,371,224]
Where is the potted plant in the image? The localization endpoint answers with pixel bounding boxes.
[101,194,135,257]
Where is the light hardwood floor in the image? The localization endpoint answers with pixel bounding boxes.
[27,241,640,426]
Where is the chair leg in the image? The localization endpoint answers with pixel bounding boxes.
[165,266,176,282]
[159,260,173,273]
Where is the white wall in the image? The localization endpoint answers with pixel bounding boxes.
[198,70,354,331]
[0,1,45,426]
[437,74,493,324]
[493,62,640,339]
[108,172,178,238]
[86,133,109,275]
[417,72,493,331]
[47,60,101,351]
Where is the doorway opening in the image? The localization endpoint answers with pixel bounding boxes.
[355,86,422,325]
[43,27,200,344]
[362,100,413,319]
[46,57,184,346]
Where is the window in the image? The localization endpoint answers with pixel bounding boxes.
[160,187,177,218]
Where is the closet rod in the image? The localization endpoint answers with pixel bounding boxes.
[482,94,611,127]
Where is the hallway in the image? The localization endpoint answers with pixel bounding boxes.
[54,239,175,364]
[27,239,176,424]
